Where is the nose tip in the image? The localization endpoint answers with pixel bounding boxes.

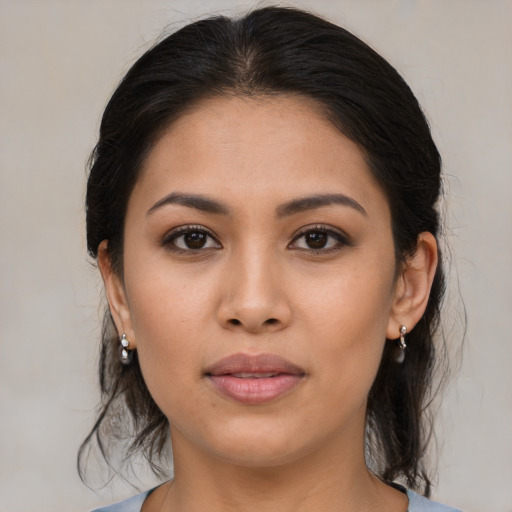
[217,248,292,334]
[218,280,292,334]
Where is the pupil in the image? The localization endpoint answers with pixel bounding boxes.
[306,232,327,249]
[185,232,206,249]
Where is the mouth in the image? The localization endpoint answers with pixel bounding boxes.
[204,353,306,405]
[230,372,281,378]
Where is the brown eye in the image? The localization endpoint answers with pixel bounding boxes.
[289,226,350,253]
[184,231,208,249]
[163,226,221,251]
[304,231,328,249]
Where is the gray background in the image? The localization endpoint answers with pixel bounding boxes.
[1,1,511,511]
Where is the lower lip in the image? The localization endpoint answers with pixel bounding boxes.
[208,374,303,405]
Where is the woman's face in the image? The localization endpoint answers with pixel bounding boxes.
[106,95,405,467]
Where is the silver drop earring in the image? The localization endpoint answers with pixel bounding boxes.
[395,324,407,364]
[120,333,133,365]
[399,324,407,349]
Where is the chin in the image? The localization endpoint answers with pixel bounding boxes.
[202,423,318,469]
[215,444,307,469]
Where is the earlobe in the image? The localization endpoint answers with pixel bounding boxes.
[97,240,136,348]
[386,232,438,339]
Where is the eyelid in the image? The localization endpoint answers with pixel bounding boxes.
[288,224,352,251]
[160,224,222,250]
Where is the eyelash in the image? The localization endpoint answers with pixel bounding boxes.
[288,224,351,254]
[160,224,351,254]
[161,225,221,252]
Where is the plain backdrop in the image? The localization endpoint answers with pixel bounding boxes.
[1,1,511,511]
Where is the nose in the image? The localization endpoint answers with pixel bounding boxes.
[217,248,292,334]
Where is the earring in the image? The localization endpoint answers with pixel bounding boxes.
[395,324,407,363]
[399,324,407,350]
[120,333,133,365]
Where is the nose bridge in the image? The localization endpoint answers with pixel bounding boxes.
[219,238,290,332]
[238,243,276,302]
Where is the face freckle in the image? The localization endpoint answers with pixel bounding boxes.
[116,94,399,468]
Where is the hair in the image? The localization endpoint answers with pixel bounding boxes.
[80,6,445,496]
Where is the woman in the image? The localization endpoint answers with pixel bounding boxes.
[80,6,461,512]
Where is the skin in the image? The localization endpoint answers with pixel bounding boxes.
[99,95,438,512]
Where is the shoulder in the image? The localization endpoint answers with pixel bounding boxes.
[90,489,151,512]
[406,489,463,512]
[90,486,463,512]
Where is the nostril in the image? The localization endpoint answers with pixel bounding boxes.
[227,318,279,327]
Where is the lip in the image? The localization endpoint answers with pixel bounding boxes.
[204,353,306,405]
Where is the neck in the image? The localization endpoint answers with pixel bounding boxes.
[145,425,407,512]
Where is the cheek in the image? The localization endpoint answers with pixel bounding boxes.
[299,257,396,340]
[125,248,214,338]
[297,257,396,392]
[123,267,215,403]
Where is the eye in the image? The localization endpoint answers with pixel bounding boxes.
[162,226,221,251]
[289,226,350,252]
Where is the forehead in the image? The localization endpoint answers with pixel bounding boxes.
[131,94,388,217]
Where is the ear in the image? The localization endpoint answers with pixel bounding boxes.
[386,232,438,339]
[97,240,136,348]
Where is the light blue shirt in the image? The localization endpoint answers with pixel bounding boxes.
[91,487,463,512]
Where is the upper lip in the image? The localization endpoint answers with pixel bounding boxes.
[205,353,305,377]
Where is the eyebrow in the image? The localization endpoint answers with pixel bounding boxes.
[276,193,367,218]
[147,192,231,216]
[146,192,367,218]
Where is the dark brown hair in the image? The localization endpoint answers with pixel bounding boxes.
[80,6,446,496]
